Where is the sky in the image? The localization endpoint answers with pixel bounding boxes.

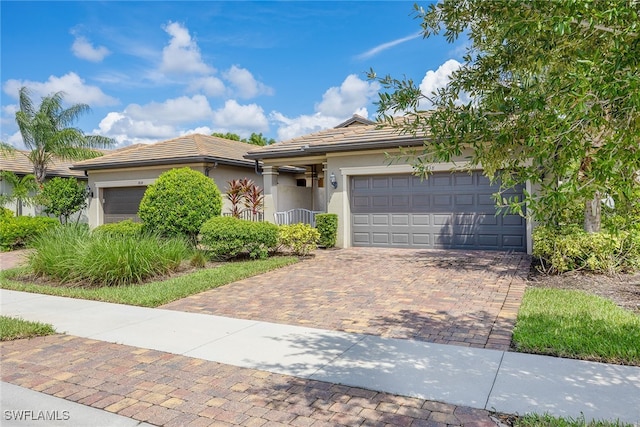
[1,1,466,149]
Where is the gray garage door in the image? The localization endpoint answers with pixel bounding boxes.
[103,186,147,224]
[350,172,526,251]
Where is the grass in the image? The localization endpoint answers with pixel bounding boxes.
[0,316,56,341]
[0,256,298,307]
[28,226,190,286]
[514,413,635,427]
[512,287,640,365]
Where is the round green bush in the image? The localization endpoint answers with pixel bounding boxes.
[138,167,222,239]
[93,219,143,238]
[200,216,279,260]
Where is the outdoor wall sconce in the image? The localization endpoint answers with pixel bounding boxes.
[85,184,93,199]
[329,172,338,189]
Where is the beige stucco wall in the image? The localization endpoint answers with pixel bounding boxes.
[86,163,264,228]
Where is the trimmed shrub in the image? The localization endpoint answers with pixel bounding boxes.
[1,208,13,219]
[93,219,143,238]
[315,213,338,248]
[28,226,190,286]
[138,167,222,240]
[278,223,320,256]
[533,225,640,273]
[200,216,279,260]
[0,216,59,251]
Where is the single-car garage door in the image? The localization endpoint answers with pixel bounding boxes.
[103,186,147,224]
[350,171,526,251]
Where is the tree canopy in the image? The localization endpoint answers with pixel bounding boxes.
[13,87,114,184]
[371,0,640,232]
[211,131,275,146]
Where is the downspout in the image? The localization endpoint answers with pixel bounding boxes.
[254,160,263,176]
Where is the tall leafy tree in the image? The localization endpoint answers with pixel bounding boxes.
[247,132,275,146]
[37,177,87,225]
[211,131,275,145]
[0,171,38,216]
[14,87,114,184]
[371,1,640,232]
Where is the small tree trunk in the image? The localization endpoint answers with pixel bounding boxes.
[584,193,601,233]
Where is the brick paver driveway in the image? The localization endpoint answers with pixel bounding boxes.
[163,248,530,350]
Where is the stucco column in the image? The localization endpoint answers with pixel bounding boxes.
[262,166,278,224]
[322,162,329,213]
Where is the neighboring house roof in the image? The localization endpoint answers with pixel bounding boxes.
[334,114,376,128]
[0,150,86,179]
[245,117,429,160]
[71,134,258,171]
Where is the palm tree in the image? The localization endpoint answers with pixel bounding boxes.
[14,86,114,184]
[0,171,38,216]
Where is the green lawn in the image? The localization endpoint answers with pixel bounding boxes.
[0,256,298,307]
[0,316,56,341]
[514,413,634,427]
[513,287,640,365]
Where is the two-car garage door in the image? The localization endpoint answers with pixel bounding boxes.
[350,172,526,252]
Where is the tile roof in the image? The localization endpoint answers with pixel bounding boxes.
[72,134,258,170]
[245,119,429,160]
[1,150,86,178]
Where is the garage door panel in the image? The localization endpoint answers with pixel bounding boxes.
[412,214,430,225]
[350,172,525,251]
[455,194,474,206]
[353,233,371,244]
[392,233,410,244]
[391,214,409,226]
[372,233,390,244]
[433,194,452,207]
[391,195,410,208]
[352,214,370,225]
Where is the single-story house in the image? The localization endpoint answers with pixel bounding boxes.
[245,115,532,253]
[1,150,88,218]
[70,134,301,228]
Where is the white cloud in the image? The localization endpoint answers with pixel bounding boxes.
[161,21,212,75]
[356,32,421,60]
[316,74,379,117]
[71,35,110,62]
[93,95,214,147]
[125,95,212,125]
[94,112,176,146]
[2,73,118,107]
[187,76,226,97]
[223,65,274,99]
[271,111,344,141]
[271,74,379,141]
[418,59,466,108]
[211,100,269,136]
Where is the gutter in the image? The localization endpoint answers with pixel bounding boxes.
[244,138,426,160]
[70,156,255,171]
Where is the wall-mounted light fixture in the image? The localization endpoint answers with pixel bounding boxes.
[85,184,93,199]
[329,172,338,189]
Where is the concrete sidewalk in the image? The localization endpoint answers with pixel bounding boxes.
[1,289,639,425]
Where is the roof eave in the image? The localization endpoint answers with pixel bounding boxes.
[71,156,255,171]
[244,138,426,160]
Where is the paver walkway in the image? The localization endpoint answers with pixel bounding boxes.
[0,249,30,270]
[1,335,500,427]
[163,248,530,350]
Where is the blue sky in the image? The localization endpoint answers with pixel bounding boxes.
[1,1,466,148]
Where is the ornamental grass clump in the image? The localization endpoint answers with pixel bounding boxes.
[28,226,190,286]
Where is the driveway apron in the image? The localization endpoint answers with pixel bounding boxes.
[163,248,530,350]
